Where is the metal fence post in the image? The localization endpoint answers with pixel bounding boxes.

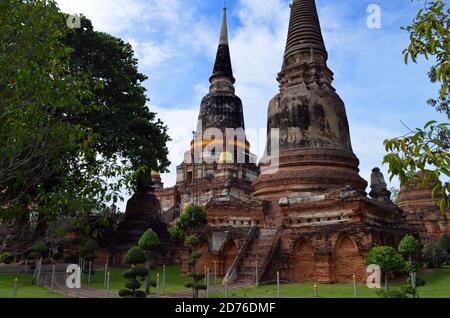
[36,258,42,286]
[64,271,68,296]
[225,277,228,298]
[24,259,28,273]
[206,268,210,298]
[255,260,259,287]
[51,264,56,290]
[88,261,92,284]
[314,283,319,298]
[276,271,280,298]
[104,263,108,289]
[353,274,358,299]
[156,273,160,297]
[214,261,217,286]
[162,265,166,294]
[106,272,110,298]
[13,277,18,298]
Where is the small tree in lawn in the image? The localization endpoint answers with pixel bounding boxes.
[119,246,148,298]
[365,246,405,291]
[398,235,422,298]
[169,205,208,298]
[80,239,99,274]
[184,235,206,298]
[438,234,450,263]
[423,242,447,268]
[138,229,160,295]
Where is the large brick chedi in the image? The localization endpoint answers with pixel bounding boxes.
[191,0,410,284]
[155,7,259,222]
[253,0,367,199]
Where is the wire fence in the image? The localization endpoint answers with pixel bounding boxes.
[2,263,450,299]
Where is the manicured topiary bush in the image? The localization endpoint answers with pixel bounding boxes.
[119,246,148,298]
[169,205,208,298]
[138,229,160,294]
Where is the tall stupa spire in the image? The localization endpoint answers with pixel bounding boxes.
[219,4,228,45]
[284,0,327,66]
[254,0,367,199]
[210,6,235,94]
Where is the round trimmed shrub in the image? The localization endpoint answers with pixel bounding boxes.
[124,246,146,265]
[125,278,141,291]
[119,289,132,297]
[134,291,146,298]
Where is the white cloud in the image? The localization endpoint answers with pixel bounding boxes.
[128,39,179,69]
[57,0,148,34]
[152,106,198,187]
[56,0,429,196]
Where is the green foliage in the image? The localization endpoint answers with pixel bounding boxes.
[124,246,147,265]
[168,226,184,240]
[118,289,132,297]
[384,0,450,214]
[406,276,426,288]
[185,235,201,248]
[120,247,148,298]
[423,243,447,268]
[438,234,450,254]
[365,246,405,273]
[0,252,13,264]
[79,239,99,262]
[390,187,400,204]
[168,205,208,298]
[384,122,450,213]
[404,0,450,102]
[169,205,207,240]
[376,288,409,298]
[398,234,422,258]
[125,278,141,291]
[65,15,170,173]
[138,229,160,252]
[0,0,170,242]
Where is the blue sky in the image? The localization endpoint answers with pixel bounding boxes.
[56,0,447,208]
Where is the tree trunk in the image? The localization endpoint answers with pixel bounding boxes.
[384,273,389,291]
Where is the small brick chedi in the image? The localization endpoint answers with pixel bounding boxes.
[155,0,416,283]
[398,173,450,245]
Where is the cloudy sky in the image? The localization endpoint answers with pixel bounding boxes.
[56,0,447,209]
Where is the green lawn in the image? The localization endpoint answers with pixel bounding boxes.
[83,265,195,295]
[2,265,449,298]
[0,273,65,298]
[210,267,450,298]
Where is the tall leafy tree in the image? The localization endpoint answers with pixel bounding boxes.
[365,246,405,291]
[64,16,170,172]
[0,0,171,246]
[384,0,449,213]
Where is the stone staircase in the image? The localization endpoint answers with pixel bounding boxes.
[234,228,279,284]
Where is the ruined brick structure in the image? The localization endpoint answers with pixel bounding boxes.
[154,0,418,283]
[398,173,450,245]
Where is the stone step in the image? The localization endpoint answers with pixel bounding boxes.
[240,264,262,270]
